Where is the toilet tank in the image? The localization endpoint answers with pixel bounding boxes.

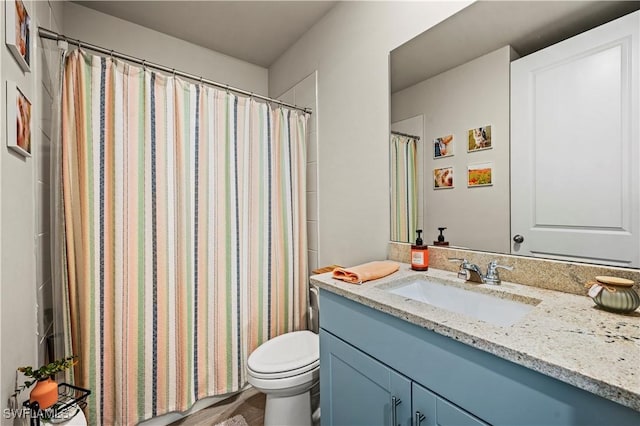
[308,286,320,333]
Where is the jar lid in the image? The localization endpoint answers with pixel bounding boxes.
[595,276,634,287]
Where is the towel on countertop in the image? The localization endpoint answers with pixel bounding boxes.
[332,261,400,284]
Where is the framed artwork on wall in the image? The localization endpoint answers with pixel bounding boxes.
[433,166,454,189]
[5,0,31,72]
[468,162,493,187]
[467,125,492,152]
[433,134,454,158]
[6,81,32,157]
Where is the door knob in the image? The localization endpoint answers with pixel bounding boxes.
[513,234,524,243]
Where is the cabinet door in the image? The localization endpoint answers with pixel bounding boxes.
[413,382,488,426]
[511,10,640,267]
[320,329,411,426]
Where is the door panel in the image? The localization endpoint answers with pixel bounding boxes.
[413,382,488,426]
[511,11,639,267]
[412,383,437,426]
[320,330,411,426]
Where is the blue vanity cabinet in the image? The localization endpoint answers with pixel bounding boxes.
[320,330,412,425]
[321,329,486,426]
[318,288,640,426]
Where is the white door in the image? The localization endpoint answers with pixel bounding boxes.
[511,11,640,268]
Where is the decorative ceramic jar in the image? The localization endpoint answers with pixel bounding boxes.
[588,276,640,314]
[29,377,58,410]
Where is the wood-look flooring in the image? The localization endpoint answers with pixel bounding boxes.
[170,388,265,426]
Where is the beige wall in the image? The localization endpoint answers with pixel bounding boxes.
[269,1,471,267]
[1,0,64,411]
[62,2,269,96]
[392,46,517,253]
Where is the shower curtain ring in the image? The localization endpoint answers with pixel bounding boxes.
[199,76,203,85]
[142,59,147,70]
[109,50,114,59]
[58,36,69,51]
[172,69,176,77]
[226,84,230,94]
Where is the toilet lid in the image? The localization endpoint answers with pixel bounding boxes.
[248,330,319,375]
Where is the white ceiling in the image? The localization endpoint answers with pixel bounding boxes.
[72,1,640,88]
[391,1,640,93]
[73,1,337,68]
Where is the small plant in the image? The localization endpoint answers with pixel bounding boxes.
[16,356,77,392]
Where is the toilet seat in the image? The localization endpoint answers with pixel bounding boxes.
[248,330,319,379]
[248,358,319,380]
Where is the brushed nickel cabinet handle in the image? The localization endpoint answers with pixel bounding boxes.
[391,396,402,426]
[415,411,426,425]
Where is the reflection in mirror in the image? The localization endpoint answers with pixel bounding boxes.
[390,1,640,267]
[390,120,423,243]
[390,131,420,243]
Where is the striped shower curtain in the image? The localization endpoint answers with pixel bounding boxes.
[390,134,418,242]
[59,50,308,424]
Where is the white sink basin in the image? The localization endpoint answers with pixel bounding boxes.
[387,277,538,327]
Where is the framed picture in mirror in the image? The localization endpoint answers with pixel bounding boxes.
[433,166,454,189]
[433,134,454,158]
[468,125,491,152]
[468,162,493,187]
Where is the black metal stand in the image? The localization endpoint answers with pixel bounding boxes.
[24,383,90,425]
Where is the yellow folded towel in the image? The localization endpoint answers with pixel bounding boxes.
[332,261,400,284]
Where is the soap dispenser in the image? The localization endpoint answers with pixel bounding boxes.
[433,227,449,246]
[411,229,429,271]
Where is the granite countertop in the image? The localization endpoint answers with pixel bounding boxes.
[311,264,640,412]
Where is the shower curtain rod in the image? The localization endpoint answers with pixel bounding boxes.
[391,130,421,140]
[38,27,313,115]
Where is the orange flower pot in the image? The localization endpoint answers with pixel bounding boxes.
[29,378,58,410]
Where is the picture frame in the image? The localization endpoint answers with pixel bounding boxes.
[433,134,454,159]
[467,125,492,152]
[5,0,31,72]
[433,166,454,189]
[6,81,32,157]
[468,162,493,187]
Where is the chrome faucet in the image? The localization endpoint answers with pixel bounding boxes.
[449,258,484,283]
[462,262,485,283]
[449,258,514,285]
[483,260,513,285]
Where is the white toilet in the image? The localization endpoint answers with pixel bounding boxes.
[247,330,319,426]
[247,287,320,426]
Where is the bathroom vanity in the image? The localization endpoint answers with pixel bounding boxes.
[311,265,640,425]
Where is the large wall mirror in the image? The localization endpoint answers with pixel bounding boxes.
[390,0,640,267]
